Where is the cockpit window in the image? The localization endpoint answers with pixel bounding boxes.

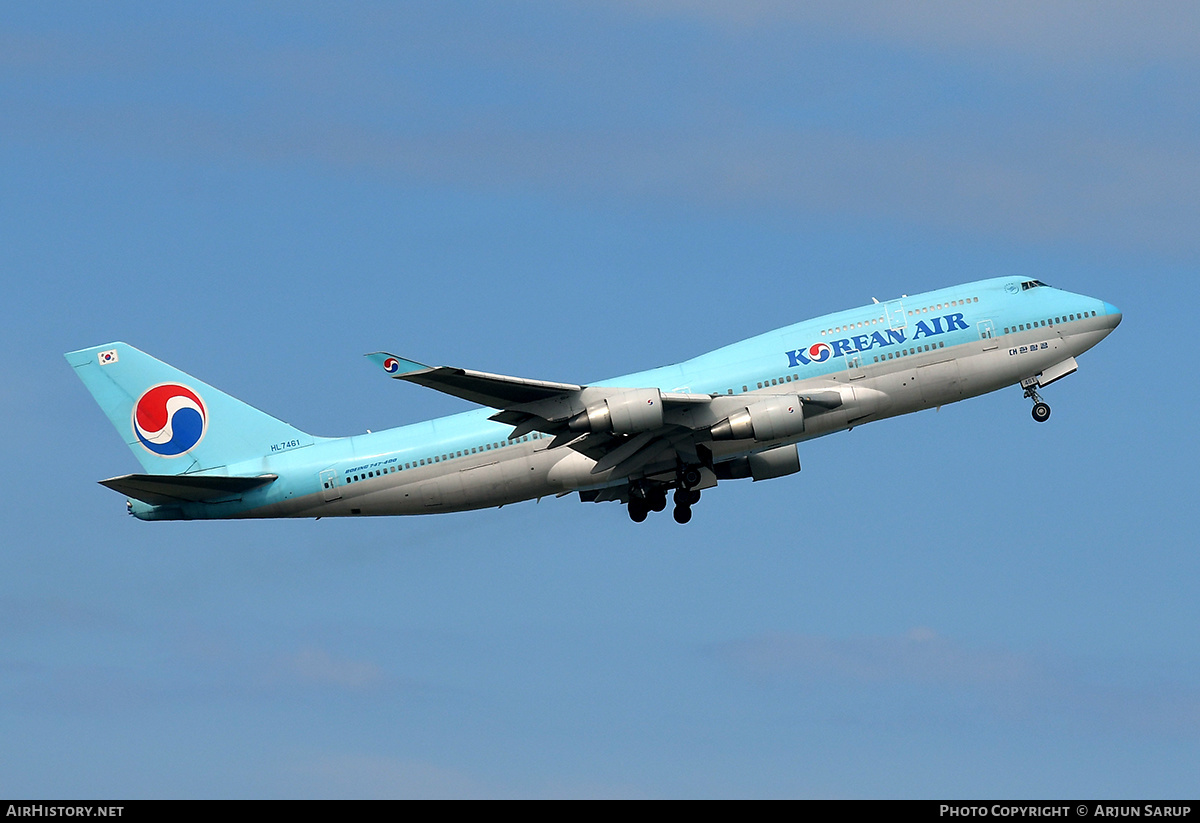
[1020,280,1050,290]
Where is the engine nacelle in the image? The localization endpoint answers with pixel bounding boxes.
[715,444,802,481]
[710,396,805,441]
[567,388,664,434]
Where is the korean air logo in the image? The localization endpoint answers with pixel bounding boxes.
[383,357,400,374]
[132,383,208,457]
[784,342,835,368]
[806,343,832,363]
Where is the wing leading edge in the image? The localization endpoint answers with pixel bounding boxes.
[365,352,584,407]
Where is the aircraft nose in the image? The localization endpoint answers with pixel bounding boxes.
[1102,301,1122,329]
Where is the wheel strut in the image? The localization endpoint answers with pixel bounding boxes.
[1023,384,1052,423]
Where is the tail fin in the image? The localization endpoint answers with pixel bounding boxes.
[65,342,314,475]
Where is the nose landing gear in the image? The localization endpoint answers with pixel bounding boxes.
[1023,383,1051,423]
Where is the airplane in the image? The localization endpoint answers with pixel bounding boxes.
[66,276,1121,525]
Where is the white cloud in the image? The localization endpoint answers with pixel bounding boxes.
[622,0,1200,66]
[716,627,1035,687]
[714,628,1200,738]
[7,4,1200,257]
[276,646,384,690]
[291,751,651,799]
[293,752,491,799]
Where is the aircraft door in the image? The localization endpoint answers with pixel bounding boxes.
[319,469,341,501]
[845,352,865,380]
[977,319,998,351]
[886,300,907,329]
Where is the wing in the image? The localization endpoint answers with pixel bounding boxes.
[365,353,585,407]
[365,352,717,479]
[365,352,847,490]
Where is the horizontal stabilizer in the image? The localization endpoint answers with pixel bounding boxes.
[99,473,278,506]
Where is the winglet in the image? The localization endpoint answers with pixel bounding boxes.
[365,352,432,377]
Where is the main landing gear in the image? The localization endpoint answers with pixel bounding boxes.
[673,487,700,524]
[626,466,703,524]
[627,486,667,523]
[1024,383,1051,423]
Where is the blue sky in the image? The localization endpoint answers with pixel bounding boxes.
[2,1,1197,798]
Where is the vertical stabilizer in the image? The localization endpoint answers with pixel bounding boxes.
[65,342,314,475]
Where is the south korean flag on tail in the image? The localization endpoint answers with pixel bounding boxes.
[98,349,119,365]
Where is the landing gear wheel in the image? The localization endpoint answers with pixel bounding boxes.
[672,487,698,524]
[1023,383,1052,424]
[674,488,700,507]
[680,467,702,489]
[648,490,667,512]
[628,501,648,522]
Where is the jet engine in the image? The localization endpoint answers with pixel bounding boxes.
[710,396,805,442]
[567,388,664,434]
[715,444,802,481]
